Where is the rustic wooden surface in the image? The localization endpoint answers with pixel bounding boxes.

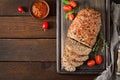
[0,0,114,80]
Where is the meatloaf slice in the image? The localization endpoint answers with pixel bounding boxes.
[64,47,89,62]
[63,55,84,67]
[62,50,84,72]
[61,57,76,72]
[65,37,92,56]
[67,8,101,48]
[63,50,84,67]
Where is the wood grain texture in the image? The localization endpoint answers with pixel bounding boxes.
[0,0,56,16]
[0,16,56,38]
[0,62,97,80]
[0,0,99,79]
[0,39,56,61]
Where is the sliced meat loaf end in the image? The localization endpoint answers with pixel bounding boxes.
[61,57,76,72]
[67,8,101,48]
[65,37,92,56]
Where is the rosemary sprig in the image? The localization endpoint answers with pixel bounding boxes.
[92,32,107,54]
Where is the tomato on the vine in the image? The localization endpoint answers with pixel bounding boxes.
[62,0,77,8]
[68,14,75,21]
[63,5,72,12]
[69,0,77,8]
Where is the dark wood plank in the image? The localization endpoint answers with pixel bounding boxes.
[0,16,56,38]
[0,62,97,80]
[0,0,56,16]
[0,39,56,61]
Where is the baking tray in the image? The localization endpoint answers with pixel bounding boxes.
[57,0,111,74]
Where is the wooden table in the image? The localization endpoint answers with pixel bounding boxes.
[0,0,107,80]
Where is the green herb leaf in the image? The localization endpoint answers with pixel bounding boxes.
[61,0,69,4]
[92,32,107,54]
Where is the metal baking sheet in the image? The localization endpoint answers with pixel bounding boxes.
[57,0,111,74]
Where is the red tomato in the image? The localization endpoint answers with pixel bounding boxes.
[69,0,77,8]
[68,14,75,21]
[63,5,72,12]
[87,60,95,67]
[18,6,24,13]
[42,22,49,30]
[95,55,103,64]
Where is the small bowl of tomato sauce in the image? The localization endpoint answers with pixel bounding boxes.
[30,0,50,19]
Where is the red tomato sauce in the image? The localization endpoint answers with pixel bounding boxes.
[32,1,48,18]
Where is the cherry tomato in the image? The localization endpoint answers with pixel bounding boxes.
[18,6,24,13]
[63,5,72,12]
[95,55,103,64]
[68,14,75,21]
[87,59,95,67]
[69,0,77,8]
[42,22,49,30]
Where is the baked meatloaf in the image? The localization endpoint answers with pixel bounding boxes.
[62,8,102,72]
[67,8,101,48]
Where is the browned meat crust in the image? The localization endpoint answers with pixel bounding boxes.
[67,8,101,48]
